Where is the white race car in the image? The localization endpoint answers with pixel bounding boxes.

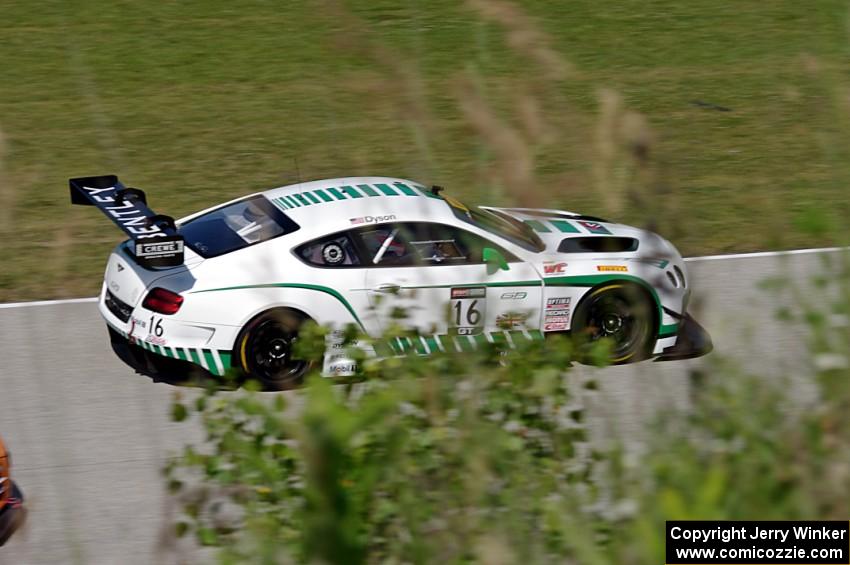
[71,174,711,390]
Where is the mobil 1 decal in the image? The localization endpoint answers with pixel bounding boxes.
[544,296,571,332]
[450,287,486,335]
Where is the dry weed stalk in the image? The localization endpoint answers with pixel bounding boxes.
[455,75,537,206]
[465,0,571,82]
[0,126,10,232]
[459,0,577,206]
[317,0,438,178]
[593,88,659,219]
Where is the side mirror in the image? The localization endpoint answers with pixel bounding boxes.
[483,247,509,275]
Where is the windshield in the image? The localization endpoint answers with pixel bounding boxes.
[178,196,299,258]
[446,198,544,252]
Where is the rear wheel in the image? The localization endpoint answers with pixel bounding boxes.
[236,309,316,390]
[572,283,656,364]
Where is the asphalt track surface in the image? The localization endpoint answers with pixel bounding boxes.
[0,248,841,564]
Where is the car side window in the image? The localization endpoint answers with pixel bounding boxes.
[357,227,416,266]
[355,223,517,267]
[296,233,362,267]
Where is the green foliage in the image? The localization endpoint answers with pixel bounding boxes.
[168,333,596,563]
[168,257,850,564]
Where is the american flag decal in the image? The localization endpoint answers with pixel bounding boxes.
[577,221,612,234]
[350,217,366,225]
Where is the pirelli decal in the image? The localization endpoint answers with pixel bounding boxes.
[271,182,432,210]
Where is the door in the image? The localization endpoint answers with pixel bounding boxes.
[358,222,542,351]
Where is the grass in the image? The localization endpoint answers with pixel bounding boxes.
[0,0,848,300]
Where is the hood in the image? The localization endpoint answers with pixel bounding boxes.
[486,207,659,253]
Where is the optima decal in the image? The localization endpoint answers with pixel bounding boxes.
[546,297,570,308]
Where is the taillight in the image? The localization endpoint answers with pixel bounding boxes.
[142,287,184,315]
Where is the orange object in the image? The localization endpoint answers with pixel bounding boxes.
[0,436,9,507]
[0,435,25,546]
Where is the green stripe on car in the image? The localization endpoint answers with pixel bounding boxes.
[393,182,418,196]
[374,183,398,196]
[202,349,216,370]
[340,185,363,199]
[524,220,551,233]
[357,184,379,197]
[659,323,679,338]
[326,187,347,200]
[425,336,440,353]
[313,189,334,202]
[191,283,365,330]
[550,220,580,233]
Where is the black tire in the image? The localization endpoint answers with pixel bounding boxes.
[571,283,657,364]
[236,309,316,390]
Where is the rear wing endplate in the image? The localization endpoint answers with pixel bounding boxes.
[70,175,184,268]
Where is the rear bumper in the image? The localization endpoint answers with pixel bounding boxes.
[655,313,713,361]
[107,326,233,387]
[0,482,25,547]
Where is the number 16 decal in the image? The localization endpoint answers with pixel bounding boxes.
[450,287,486,335]
[149,316,164,337]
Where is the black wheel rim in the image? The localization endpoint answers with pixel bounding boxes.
[582,290,650,361]
[247,319,307,384]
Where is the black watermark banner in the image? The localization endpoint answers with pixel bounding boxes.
[666,521,849,564]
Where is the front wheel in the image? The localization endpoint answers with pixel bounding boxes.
[571,284,656,364]
[236,309,316,390]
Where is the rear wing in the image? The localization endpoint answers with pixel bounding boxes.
[69,175,184,268]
